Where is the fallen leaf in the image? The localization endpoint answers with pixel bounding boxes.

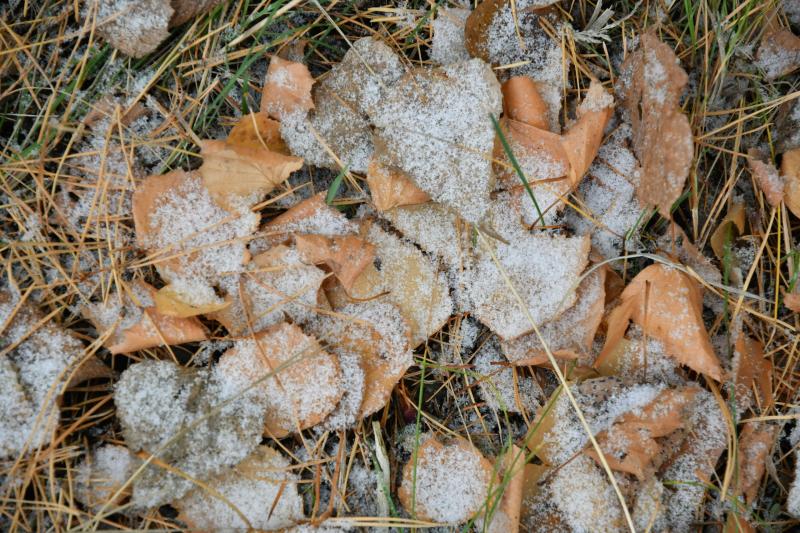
[502,75,550,130]
[175,445,305,531]
[785,290,800,312]
[280,37,404,173]
[295,233,375,292]
[736,422,778,505]
[132,170,258,282]
[594,263,724,380]
[430,7,471,65]
[199,139,303,209]
[169,0,225,27]
[369,59,502,223]
[304,301,412,419]
[710,201,746,262]
[747,150,784,207]
[227,111,289,153]
[210,245,327,336]
[83,280,208,354]
[560,81,615,186]
[782,147,800,219]
[398,435,495,524]
[756,28,800,80]
[260,56,315,119]
[258,192,357,249]
[328,220,453,348]
[75,445,136,513]
[501,268,605,366]
[152,282,230,318]
[215,322,342,437]
[463,200,590,340]
[584,387,698,479]
[732,334,774,412]
[616,33,694,216]
[366,159,430,212]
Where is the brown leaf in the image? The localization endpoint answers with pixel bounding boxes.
[617,33,693,216]
[782,147,800,219]
[169,0,225,27]
[757,29,800,80]
[216,322,342,437]
[83,280,208,354]
[305,301,412,418]
[710,201,746,262]
[785,290,800,312]
[502,76,550,130]
[747,151,784,207]
[560,81,614,186]
[398,435,495,524]
[737,422,778,506]
[198,139,303,209]
[476,445,526,533]
[152,283,230,318]
[501,268,605,366]
[733,334,774,412]
[209,245,327,336]
[584,388,698,479]
[594,263,724,380]
[260,56,315,119]
[366,159,430,212]
[227,112,288,153]
[174,445,304,531]
[294,233,376,292]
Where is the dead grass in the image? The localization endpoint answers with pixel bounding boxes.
[1,0,800,531]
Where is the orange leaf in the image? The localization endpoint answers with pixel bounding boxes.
[710,202,746,262]
[594,263,724,380]
[502,76,549,130]
[736,422,778,505]
[733,335,774,412]
[260,56,315,119]
[560,81,614,187]
[227,112,288,153]
[83,280,208,354]
[152,283,230,318]
[782,147,800,219]
[747,150,784,207]
[198,139,303,208]
[294,233,376,292]
[585,388,698,480]
[366,159,430,212]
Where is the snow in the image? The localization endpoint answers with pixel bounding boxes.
[369,59,502,223]
[75,444,136,512]
[430,7,471,65]
[474,336,542,413]
[176,445,305,530]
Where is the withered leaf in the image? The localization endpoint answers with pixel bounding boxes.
[617,33,693,216]
[782,147,800,219]
[709,201,746,262]
[733,334,774,412]
[595,263,724,380]
[476,445,526,533]
[584,387,698,479]
[227,112,288,153]
[757,28,800,80]
[215,322,342,437]
[747,150,784,207]
[294,233,375,292]
[366,159,430,212]
[260,56,315,119]
[398,435,495,525]
[152,283,230,318]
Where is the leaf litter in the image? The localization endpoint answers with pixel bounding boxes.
[2,1,797,531]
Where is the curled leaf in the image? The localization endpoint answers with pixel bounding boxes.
[261,56,315,120]
[595,263,724,380]
[584,387,698,479]
[709,201,746,262]
[733,334,774,412]
[153,281,229,318]
[83,280,207,354]
[294,233,375,292]
[366,159,430,212]
[502,76,549,130]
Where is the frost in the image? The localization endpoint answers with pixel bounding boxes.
[431,7,471,65]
